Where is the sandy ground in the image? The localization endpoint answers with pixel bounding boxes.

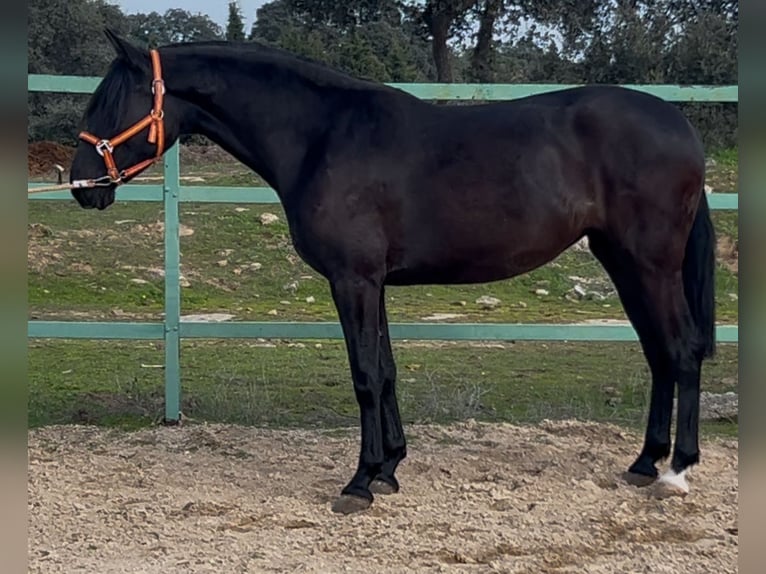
[28,420,738,573]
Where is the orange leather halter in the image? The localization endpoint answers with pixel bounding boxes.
[78,49,166,186]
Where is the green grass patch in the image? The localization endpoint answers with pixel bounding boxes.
[28,199,739,323]
[707,147,738,193]
[29,339,739,438]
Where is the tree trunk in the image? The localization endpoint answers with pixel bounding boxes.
[469,0,501,83]
[423,0,478,83]
[430,12,453,82]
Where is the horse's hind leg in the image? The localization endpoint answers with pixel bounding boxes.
[588,233,676,484]
[588,231,703,495]
[370,288,407,495]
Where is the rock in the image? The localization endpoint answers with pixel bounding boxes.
[216,260,228,267]
[130,278,149,285]
[267,309,278,316]
[259,213,279,225]
[181,313,235,322]
[571,237,590,251]
[475,295,501,309]
[421,313,465,321]
[674,391,738,421]
[305,296,316,303]
[534,289,549,296]
[700,391,738,420]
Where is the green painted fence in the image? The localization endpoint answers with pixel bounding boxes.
[28,75,739,423]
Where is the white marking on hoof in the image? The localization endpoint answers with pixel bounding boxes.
[654,469,690,498]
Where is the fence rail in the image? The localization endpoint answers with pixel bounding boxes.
[28,75,739,423]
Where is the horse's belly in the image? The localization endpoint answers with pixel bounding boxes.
[385,239,567,286]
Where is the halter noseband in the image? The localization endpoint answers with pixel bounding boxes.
[77,49,166,187]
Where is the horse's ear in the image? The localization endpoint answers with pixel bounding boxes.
[104,28,150,73]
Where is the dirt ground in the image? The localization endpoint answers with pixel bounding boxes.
[28,419,738,574]
[28,141,75,178]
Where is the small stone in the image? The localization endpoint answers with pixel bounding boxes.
[305,296,316,303]
[535,289,549,296]
[476,295,501,309]
[267,309,278,316]
[259,213,279,225]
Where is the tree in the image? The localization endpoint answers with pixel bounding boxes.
[226,2,246,41]
[126,9,223,47]
[415,0,477,82]
[28,0,130,142]
[249,0,432,81]
[29,0,129,75]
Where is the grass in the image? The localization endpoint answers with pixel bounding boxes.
[28,339,739,437]
[27,144,740,437]
[27,200,739,324]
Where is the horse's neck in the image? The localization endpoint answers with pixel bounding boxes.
[165,52,330,195]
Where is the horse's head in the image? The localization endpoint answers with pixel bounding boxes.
[70,29,171,210]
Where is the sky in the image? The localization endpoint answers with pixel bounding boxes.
[114,1,270,30]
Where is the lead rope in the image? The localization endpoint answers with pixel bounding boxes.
[28,178,113,194]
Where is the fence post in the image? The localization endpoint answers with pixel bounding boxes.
[163,143,182,424]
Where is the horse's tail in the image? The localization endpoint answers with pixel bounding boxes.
[683,189,717,359]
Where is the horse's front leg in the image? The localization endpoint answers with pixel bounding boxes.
[329,274,385,514]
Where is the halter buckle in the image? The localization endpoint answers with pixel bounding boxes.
[95,140,114,157]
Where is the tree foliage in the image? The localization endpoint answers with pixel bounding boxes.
[28,0,737,148]
[226,2,246,42]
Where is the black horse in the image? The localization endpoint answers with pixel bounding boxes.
[70,30,716,514]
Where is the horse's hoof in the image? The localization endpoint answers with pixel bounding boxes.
[622,471,657,488]
[370,479,398,495]
[331,494,372,515]
[652,470,689,499]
